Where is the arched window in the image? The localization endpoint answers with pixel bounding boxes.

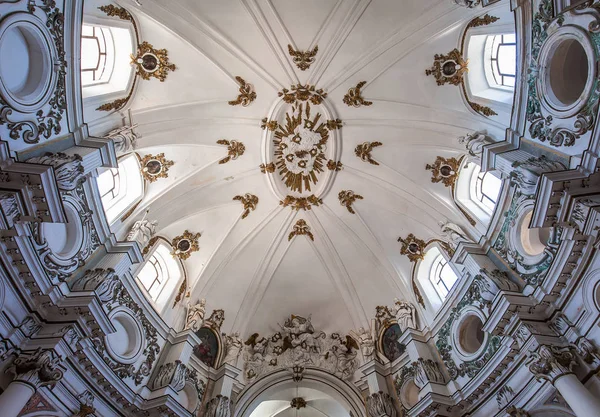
[429,254,459,299]
[137,243,182,310]
[485,34,516,90]
[96,153,144,223]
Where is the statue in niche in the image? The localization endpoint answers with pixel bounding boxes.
[350,327,376,361]
[223,332,243,366]
[185,299,206,332]
[126,210,158,249]
[393,299,417,331]
[439,220,471,250]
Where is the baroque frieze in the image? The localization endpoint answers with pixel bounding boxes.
[228,76,256,106]
[355,141,382,165]
[343,81,372,107]
[288,44,318,71]
[171,230,201,260]
[217,139,245,164]
[288,219,314,241]
[233,193,259,219]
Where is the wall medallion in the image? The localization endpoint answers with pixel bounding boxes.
[139,153,174,182]
[171,230,201,260]
[288,44,318,71]
[131,42,176,82]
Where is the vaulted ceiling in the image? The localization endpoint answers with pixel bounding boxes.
[99,0,513,336]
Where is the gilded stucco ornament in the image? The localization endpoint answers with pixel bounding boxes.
[288,44,318,71]
[338,190,363,214]
[217,139,246,164]
[289,219,314,241]
[355,141,382,165]
[171,230,201,260]
[228,76,256,106]
[280,195,323,211]
[233,193,259,219]
[426,156,463,189]
[131,42,176,82]
[139,153,174,183]
[343,81,373,107]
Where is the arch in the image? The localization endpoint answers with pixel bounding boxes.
[234,368,366,417]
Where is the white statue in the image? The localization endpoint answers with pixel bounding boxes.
[105,125,139,155]
[394,299,417,331]
[439,220,471,250]
[223,332,243,366]
[185,299,206,332]
[350,327,375,361]
[126,209,158,249]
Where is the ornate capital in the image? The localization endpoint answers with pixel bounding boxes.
[206,395,234,417]
[528,345,576,384]
[366,391,397,417]
[8,348,65,390]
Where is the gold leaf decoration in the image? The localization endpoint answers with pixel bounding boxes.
[131,42,176,82]
[327,160,342,171]
[288,45,318,71]
[217,139,245,164]
[261,118,279,131]
[233,193,259,219]
[288,219,314,241]
[260,162,275,174]
[280,195,323,211]
[140,153,174,183]
[171,230,201,260]
[327,119,343,130]
[397,233,427,263]
[425,49,468,86]
[355,141,382,165]
[228,76,256,106]
[338,190,363,214]
[278,84,327,105]
[343,81,372,107]
[425,156,463,189]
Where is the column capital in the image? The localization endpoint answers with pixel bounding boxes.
[8,348,66,390]
[205,394,234,417]
[366,391,397,417]
[528,345,576,384]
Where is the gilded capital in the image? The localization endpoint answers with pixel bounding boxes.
[528,345,576,384]
[8,348,65,390]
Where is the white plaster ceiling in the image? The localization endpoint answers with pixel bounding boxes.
[111,0,512,336]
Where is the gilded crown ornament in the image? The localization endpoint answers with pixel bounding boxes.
[171,230,201,260]
[343,81,372,107]
[338,190,363,214]
[131,42,176,82]
[288,44,318,71]
[289,219,314,241]
[397,233,426,262]
[140,153,174,182]
[425,49,468,86]
[233,194,259,219]
[228,76,256,106]
[355,141,382,165]
[280,195,323,211]
[217,139,246,164]
[425,156,463,189]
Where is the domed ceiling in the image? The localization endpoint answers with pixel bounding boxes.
[97,0,513,336]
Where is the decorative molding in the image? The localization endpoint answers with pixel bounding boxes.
[280,195,323,211]
[288,219,314,241]
[288,44,318,71]
[171,230,201,260]
[426,156,463,189]
[139,153,174,183]
[228,76,256,106]
[217,139,246,164]
[131,42,176,82]
[233,193,259,219]
[8,348,65,390]
[278,84,327,105]
[355,141,382,165]
[343,81,372,107]
[338,190,363,214]
[260,162,275,174]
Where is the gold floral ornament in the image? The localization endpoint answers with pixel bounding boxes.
[343,81,372,107]
[171,230,201,260]
[425,156,463,189]
[233,193,259,219]
[228,76,256,106]
[217,139,245,164]
[261,118,279,131]
[397,234,426,263]
[260,163,275,174]
[327,160,342,171]
[288,219,314,241]
[288,45,318,71]
[280,195,323,211]
[131,42,176,82]
[355,141,382,165]
[278,84,327,105]
[139,153,174,183]
[338,190,363,214]
[425,49,468,87]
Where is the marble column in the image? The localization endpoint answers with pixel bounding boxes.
[528,345,600,417]
[0,348,65,417]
